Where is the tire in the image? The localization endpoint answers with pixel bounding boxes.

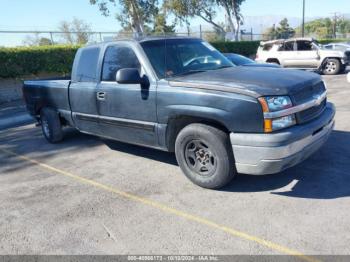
[175,123,235,189]
[323,59,341,75]
[40,107,63,143]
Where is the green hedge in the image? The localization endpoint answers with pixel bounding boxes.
[0,42,260,78]
[0,45,79,78]
[318,39,348,44]
[211,41,261,57]
[0,39,348,78]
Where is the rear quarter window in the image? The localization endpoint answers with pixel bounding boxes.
[74,47,100,82]
[261,44,273,51]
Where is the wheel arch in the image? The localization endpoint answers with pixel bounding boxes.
[320,57,342,74]
[320,57,342,68]
[38,105,67,126]
[266,58,280,65]
[166,115,230,152]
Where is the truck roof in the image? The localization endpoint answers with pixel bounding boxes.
[85,36,201,48]
[261,37,316,45]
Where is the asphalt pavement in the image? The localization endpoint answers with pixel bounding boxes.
[0,72,349,259]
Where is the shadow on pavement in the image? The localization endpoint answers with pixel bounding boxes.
[0,126,101,174]
[104,130,350,200]
[1,124,349,200]
[104,139,178,166]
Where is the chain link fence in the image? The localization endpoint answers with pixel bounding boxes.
[0,30,349,47]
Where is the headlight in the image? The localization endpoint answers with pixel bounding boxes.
[258,96,296,132]
[264,96,293,111]
[271,115,296,130]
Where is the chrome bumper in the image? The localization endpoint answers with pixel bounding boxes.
[230,103,335,175]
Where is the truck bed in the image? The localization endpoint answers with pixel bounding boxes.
[23,77,71,117]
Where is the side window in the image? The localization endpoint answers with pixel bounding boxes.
[102,45,141,82]
[75,47,100,82]
[279,41,295,51]
[263,44,273,51]
[297,41,313,51]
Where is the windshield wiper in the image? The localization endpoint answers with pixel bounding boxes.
[214,65,234,70]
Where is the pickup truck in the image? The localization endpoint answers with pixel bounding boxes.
[23,37,335,189]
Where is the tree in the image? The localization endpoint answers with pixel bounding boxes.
[59,18,92,44]
[275,18,295,39]
[153,12,176,34]
[263,19,295,40]
[263,24,277,40]
[202,23,226,41]
[338,18,350,34]
[296,17,350,38]
[216,0,245,41]
[90,0,159,36]
[38,38,53,46]
[166,0,245,41]
[23,33,53,46]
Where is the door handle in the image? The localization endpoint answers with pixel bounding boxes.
[97,92,106,101]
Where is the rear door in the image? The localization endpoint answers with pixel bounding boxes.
[96,43,158,146]
[69,46,102,135]
[277,40,297,67]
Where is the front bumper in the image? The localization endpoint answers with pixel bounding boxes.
[230,102,335,175]
[341,58,349,66]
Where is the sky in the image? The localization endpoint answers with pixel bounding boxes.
[0,0,349,46]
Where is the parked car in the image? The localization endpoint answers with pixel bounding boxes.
[323,42,350,52]
[23,37,335,189]
[224,53,280,68]
[256,38,350,75]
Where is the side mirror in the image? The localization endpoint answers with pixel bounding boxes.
[116,68,143,84]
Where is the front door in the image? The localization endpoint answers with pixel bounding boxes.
[294,40,320,68]
[96,43,158,147]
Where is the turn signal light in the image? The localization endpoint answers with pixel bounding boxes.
[264,119,273,133]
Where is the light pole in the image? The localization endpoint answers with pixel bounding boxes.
[302,0,305,37]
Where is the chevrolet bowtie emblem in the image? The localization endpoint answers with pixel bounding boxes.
[313,94,322,105]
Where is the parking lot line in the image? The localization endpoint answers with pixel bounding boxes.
[0,147,320,262]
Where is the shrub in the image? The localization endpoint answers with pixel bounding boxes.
[211,41,260,57]
[0,45,80,78]
[0,39,348,78]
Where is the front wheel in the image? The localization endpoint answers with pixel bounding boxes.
[175,124,235,189]
[323,59,341,75]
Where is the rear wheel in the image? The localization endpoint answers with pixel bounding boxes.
[40,108,63,143]
[175,124,235,189]
[323,59,341,75]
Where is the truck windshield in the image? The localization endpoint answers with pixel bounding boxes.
[140,39,234,79]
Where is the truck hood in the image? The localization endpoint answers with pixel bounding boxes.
[168,67,322,98]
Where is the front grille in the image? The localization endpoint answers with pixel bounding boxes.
[292,81,326,104]
[297,98,327,123]
[292,81,327,124]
